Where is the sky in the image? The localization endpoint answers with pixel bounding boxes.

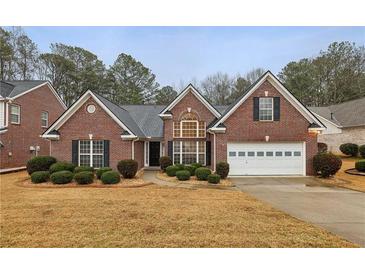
[23,26,365,88]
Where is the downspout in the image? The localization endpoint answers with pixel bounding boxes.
[212,132,216,172]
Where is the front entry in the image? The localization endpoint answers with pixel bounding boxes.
[149,142,160,166]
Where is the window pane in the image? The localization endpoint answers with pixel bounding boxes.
[285,151,292,157]
[10,105,20,123]
[248,151,255,157]
[80,155,90,167]
[198,141,205,153]
[80,140,91,153]
[93,155,103,168]
[238,151,245,157]
[275,151,283,157]
[93,140,104,154]
[173,122,180,137]
[198,154,205,165]
[182,141,196,153]
[182,154,196,164]
[181,121,197,137]
[259,98,273,121]
[266,151,273,156]
[41,112,48,127]
[294,151,301,156]
[257,151,264,157]
[173,154,180,164]
[229,151,236,157]
[173,141,180,152]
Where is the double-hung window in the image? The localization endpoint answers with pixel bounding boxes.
[41,111,48,128]
[79,140,104,168]
[173,112,206,138]
[173,141,205,165]
[259,98,273,121]
[10,104,20,124]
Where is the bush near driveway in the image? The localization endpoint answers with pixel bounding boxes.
[166,165,180,177]
[101,171,121,184]
[74,166,94,174]
[339,143,359,157]
[74,171,94,185]
[176,170,191,181]
[216,162,229,179]
[50,162,76,174]
[159,156,172,172]
[195,167,211,180]
[117,160,138,178]
[208,174,220,184]
[359,145,365,158]
[313,152,342,178]
[30,171,50,183]
[50,171,74,184]
[355,160,365,172]
[26,156,57,175]
[96,167,113,179]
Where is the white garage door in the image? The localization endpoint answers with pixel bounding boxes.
[227,142,305,176]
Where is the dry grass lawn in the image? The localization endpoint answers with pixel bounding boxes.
[0,171,357,247]
[156,171,233,186]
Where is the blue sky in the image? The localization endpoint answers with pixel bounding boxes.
[23,26,365,87]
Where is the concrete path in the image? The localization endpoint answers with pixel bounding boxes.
[231,177,365,246]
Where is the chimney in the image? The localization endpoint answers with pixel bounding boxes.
[330,112,334,120]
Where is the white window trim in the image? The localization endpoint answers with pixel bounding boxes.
[172,141,206,165]
[10,104,21,124]
[78,140,104,168]
[41,111,49,128]
[173,121,206,138]
[259,97,273,121]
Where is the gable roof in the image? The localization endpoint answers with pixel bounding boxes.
[159,84,221,118]
[309,97,365,128]
[210,71,326,130]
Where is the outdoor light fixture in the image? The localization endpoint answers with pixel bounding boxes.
[265,135,270,142]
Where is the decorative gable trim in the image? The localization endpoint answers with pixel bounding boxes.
[210,71,326,130]
[42,90,137,139]
[159,84,221,118]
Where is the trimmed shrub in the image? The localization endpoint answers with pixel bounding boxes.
[101,171,121,184]
[195,167,211,180]
[176,170,191,181]
[26,156,57,175]
[50,170,74,184]
[318,142,328,153]
[74,166,94,174]
[216,162,230,179]
[30,171,50,184]
[166,165,180,177]
[359,145,365,158]
[74,171,94,185]
[50,162,75,174]
[184,165,196,176]
[159,156,172,172]
[191,163,202,169]
[117,159,138,178]
[339,143,358,157]
[175,164,185,170]
[313,152,342,178]
[355,160,365,172]
[208,174,220,184]
[96,167,112,179]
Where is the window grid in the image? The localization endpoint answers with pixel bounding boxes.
[41,111,48,127]
[10,104,20,124]
[173,120,206,138]
[79,140,104,168]
[173,141,205,165]
[259,97,273,121]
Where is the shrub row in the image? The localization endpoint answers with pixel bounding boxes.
[355,160,365,172]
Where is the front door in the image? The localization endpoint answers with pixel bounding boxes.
[149,142,160,166]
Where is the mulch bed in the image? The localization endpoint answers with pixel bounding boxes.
[345,168,365,177]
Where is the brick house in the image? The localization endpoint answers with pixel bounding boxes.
[42,71,325,176]
[0,81,66,170]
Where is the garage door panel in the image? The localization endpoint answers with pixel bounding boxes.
[227,142,304,176]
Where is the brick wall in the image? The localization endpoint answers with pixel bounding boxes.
[0,84,65,169]
[50,96,138,170]
[215,80,317,175]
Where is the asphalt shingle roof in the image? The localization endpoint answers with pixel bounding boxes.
[0,80,47,98]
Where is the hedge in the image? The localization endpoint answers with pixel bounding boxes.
[191,163,203,169]
[74,171,94,185]
[30,171,50,183]
[184,165,196,176]
[96,167,112,179]
[339,143,358,157]
[216,162,229,179]
[101,171,121,184]
[208,174,220,184]
[50,170,74,184]
[159,156,172,172]
[117,159,138,178]
[166,165,180,177]
[176,170,191,181]
[26,156,57,175]
[195,167,211,180]
[355,160,365,172]
[359,145,365,158]
[50,162,75,174]
[313,152,342,178]
[74,166,94,174]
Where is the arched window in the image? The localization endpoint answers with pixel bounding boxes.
[173,111,205,138]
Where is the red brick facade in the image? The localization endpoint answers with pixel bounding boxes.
[0,84,65,169]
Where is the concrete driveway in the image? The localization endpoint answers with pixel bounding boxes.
[231,177,365,246]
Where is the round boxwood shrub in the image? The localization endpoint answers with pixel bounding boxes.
[176,170,191,181]
[195,167,212,180]
[30,171,50,183]
[26,156,57,175]
[175,164,185,170]
[184,165,196,176]
[50,162,75,174]
[101,171,121,184]
[166,165,180,177]
[74,171,94,185]
[191,163,203,169]
[359,145,365,158]
[117,159,138,178]
[74,166,94,174]
[208,174,220,184]
[355,160,365,172]
[313,152,342,178]
[216,162,229,179]
[339,143,359,157]
[96,167,112,179]
[50,170,74,184]
[159,156,172,172]
[318,142,328,153]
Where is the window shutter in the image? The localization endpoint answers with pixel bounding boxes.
[253,97,259,121]
[168,141,173,158]
[206,141,211,166]
[274,97,280,121]
[103,140,110,167]
[72,140,78,165]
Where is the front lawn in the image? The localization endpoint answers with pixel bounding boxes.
[334,156,365,192]
[0,171,357,247]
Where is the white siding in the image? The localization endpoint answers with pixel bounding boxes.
[0,101,5,127]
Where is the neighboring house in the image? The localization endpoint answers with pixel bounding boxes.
[0,80,67,170]
[309,97,365,153]
[42,71,324,176]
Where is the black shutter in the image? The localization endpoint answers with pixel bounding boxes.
[274,97,280,121]
[253,97,259,121]
[206,141,211,166]
[168,141,173,158]
[103,140,110,167]
[72,140,78,165]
